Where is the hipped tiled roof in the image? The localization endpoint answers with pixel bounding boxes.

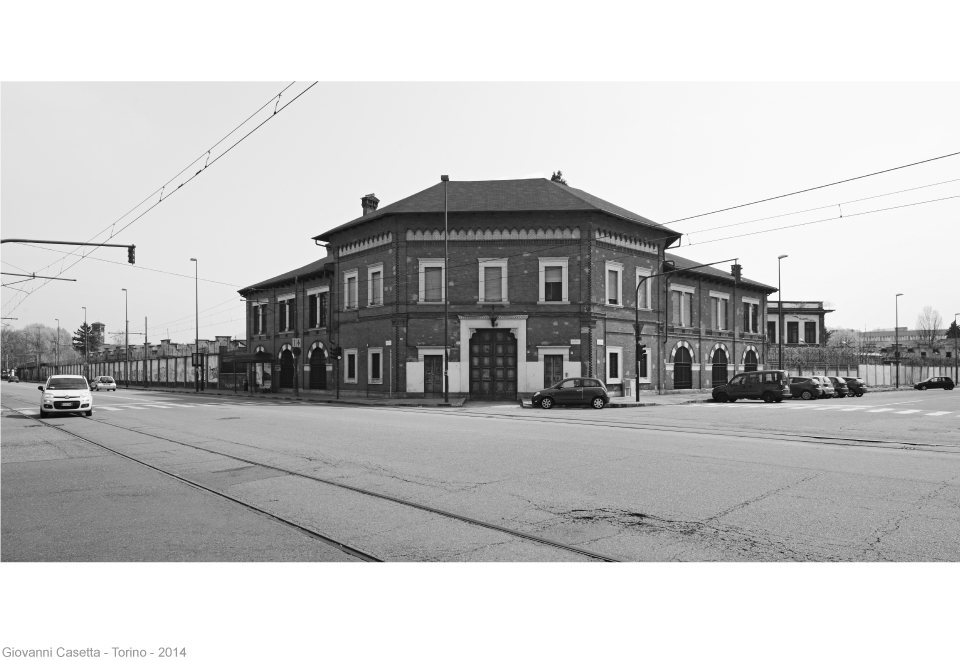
[314,178,681,242]
[239,255,331,296]
[665,252,777,293]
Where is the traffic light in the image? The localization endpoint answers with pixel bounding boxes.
[731,263,742,284]
[128,245,136,264]
[332,346,342,360]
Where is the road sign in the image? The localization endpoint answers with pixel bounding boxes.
[292,337,302,348]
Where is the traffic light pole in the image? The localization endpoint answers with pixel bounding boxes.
[0,239,135,264]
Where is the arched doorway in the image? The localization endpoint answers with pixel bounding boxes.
[309,346,327,389]
[712,348,728,386]
[744,349,758,372]
[279,348,294,388]
[674,346,693,389]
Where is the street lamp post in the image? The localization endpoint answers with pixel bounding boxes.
[122,288,128,388]
[82,306,87,382]
[55,318,60,375]
[190,258,199,392]
[954,312,958,383]
[777,255,788,370]
[893,294,904,386]
[441,174,450,404]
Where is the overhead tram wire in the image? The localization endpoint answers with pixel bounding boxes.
[683,176,960,238]
[662,150,960,225]
[671,194,960,247]
[2,82,317,316]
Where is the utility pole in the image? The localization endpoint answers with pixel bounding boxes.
[441,174,450,404]
[895,293,903,389]
[55,318,60,375]
[144,317,149,387]
[122,288,128,388]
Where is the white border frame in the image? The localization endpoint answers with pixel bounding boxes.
[344,348,358,383]
[635,267,652,310]
[606,345,623,384]
[539,257,569,304]
[605,261,623,307]
[367,263,384,307]
[367,347,383,384]
[418,258,445,304]
[343,269,359,310]
[478,258,508,304]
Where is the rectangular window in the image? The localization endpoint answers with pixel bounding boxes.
[368,348,383,384]
[308,295,317,328]
[768,321,777,344]
[636,268,652,309]
[682,292,692,327]
[671,290,681,325]
[484,266,502,302]
[610,352,619,378]
[606,347,623,383]
[343,269,359,310]
[804,322,817,344]
[345,350,357,383]
[788,321,799,344]
[277,301,288,332]
[424,267,442,302]
[606,269,621,305]
[544,266,562,301]
[368,264,383,307]
[751,304,759,333]
[317,292,327,327]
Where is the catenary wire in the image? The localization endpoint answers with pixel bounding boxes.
[683,177,960,237]
[662,150,960,225]
[2,82,315,316]
[672,194,960,247]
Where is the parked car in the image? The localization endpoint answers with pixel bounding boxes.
[6,373,20,383]
[533,377,610,409]
[914,376,955,391]
[842,377,868,397]
[808,376,836,398]
[38,375,93,418]
[712,370,792,403]
[826,376,850,398]
[92,376,117,392]
[789,377,825,401]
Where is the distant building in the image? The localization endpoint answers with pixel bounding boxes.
[767,301,832,347]
[861,327,952,359]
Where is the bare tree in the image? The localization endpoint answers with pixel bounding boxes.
[916,306,944,351]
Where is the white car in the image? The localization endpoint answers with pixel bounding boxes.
[39,375,93,417]
[92,376,117,391]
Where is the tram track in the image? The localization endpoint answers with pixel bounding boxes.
[1,397,621,562]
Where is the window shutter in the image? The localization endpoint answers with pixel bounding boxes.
[309,295,317,327]
[372,271,382,305]
[721,299,728,330]
[683,293,692,327]
[319,293,327,327]
[425,267,442,302]
[484,266,502,302]
[671,290,681,325]
[608,270,618,304]
[711,299,717,330]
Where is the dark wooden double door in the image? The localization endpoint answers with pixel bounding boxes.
[309,348,327,389]
[470,330,517,399]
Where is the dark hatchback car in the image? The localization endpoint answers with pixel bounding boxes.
[712,370,792,403]
[533,377,610,409]
[842,376,868,397]
[789,377,824,400]
[914,376,955,391]
[827,376,850,398]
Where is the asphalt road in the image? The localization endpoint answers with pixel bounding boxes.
[3,382,958,561]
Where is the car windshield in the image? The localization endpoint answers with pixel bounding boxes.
[101,378,114,383]
[46,378,87,390]
[833,377,846,384]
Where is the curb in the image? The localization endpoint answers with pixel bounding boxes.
[111,386,466,408]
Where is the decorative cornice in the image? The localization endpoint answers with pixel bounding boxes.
[595,229,658,254]
[406,227,580,241]
[340,232,392,256]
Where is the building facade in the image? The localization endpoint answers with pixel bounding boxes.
[767,301,833,347]
[239,179,777,398]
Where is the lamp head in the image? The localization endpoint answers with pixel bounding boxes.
[440,175,449,182]
[896,293,903,297]
[778,254,788,260]
[190,258,197,262]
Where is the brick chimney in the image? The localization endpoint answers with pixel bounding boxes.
[361,193,380,216]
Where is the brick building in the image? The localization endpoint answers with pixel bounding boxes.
[239,178,777,398]
[766,301,833,347]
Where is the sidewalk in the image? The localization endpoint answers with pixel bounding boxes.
[112,383,467,408]
[521,390,715,409]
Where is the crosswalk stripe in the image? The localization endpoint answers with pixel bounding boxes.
[926,411,951,416]
[866,408,895,413]
[894,409,922,415]
[98,407,121,411]
[143,405,172,409]
[121,406,147,410]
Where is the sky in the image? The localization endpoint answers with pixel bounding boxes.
[3,81,958,343]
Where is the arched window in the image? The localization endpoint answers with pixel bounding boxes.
[744,349,758,372]
[712,348,728,385]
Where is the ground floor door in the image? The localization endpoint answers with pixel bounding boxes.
[424,355,444,394]
[309,350,327,389]
[744,351,758,371]
[712,349,728,385]
[544,355,563,388]
[279,349,294,388]
[674,346,693,389]
[469,329,517,399]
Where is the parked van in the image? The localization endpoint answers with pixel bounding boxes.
[712,370,792,403]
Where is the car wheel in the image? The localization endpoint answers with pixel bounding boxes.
[762,392,775,403]
[946,386,954,391]
[539,397,554,410]
[919,385,927,390]
[715,392,729,403]
[801,391,813,400]
[591,397,606,409]
[39,409,47,418]
[85,410,92,417]
[728,397,738,403]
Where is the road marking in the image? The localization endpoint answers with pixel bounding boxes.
[143,405,172,409]
[866,408,895,413]
[925,411,951,416]
[98,406,121,411]
[120,406,148,410]
[164,403,194,407]
[894,409,922,415]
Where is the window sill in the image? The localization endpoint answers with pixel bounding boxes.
[537,300,570,305]
[369,380,383,385]
[604,303,624,309]
[343,306,359,311]
[367,303,384,308]
[606,378,623,385]
[479,301,510,306]
[417,301,445,304]
[344,380,357,384]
